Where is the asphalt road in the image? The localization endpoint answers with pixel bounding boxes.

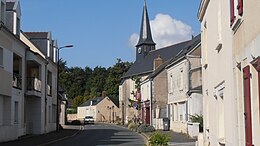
[48,123,145,146]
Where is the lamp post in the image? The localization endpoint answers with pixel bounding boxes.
[56,44,73,132]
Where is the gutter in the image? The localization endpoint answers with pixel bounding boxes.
[0,23,29,48]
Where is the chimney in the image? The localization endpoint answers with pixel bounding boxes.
[102,91,107,98]
[153,55,163,70]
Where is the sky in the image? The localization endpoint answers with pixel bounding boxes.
[20,0,201,69]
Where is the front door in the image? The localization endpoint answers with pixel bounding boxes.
[243,66,253,146]
[146,107,150,125]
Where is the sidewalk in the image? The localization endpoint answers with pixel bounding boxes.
[0,125,82,146]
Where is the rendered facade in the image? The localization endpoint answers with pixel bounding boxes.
[198,0,260,145]
[0,0,60,142]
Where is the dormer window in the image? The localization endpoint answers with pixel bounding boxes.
[1,1,5,24]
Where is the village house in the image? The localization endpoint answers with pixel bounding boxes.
[198,0,260,145]
[140,56,169,129]
[119,1,201,128]
[166,35,202,136]
[77,96,119,123]
[139,34,202,138]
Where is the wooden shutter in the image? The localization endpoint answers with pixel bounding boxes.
[237,0,243,16]
[230,0,236,26]
[259,71,260,121]
[243,66,253,146]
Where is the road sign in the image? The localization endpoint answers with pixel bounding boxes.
[133,102,138,108]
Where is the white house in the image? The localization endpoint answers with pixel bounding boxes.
[0,0,28,141]
[167,35,202,136]
[0,0,59,142]
[198,0,260,145]
[21,31,58,134]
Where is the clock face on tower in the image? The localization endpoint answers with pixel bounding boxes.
[138,47,142,54]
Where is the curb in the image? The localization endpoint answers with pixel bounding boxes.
[36,125,84,146]
[140,132,149,146]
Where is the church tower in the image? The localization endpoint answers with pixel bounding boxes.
[136,0,156,61]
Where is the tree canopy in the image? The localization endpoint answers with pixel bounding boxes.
[59,58,132,107]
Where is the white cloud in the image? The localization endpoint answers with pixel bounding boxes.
[128,13,193,49]
[129,33,139,48]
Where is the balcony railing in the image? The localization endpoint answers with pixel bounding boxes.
[47,84,52,96]
[13,73,22,89]
[27,77,41,92]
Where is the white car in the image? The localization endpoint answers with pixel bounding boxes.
[84,116,94,124]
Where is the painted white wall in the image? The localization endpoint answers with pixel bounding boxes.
[199,0,238,145]
[141,80,151,102]
[168,60,189,104]
[3,46,12,73]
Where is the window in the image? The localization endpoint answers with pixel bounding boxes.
[230,0,236,26]
[47,71,52,96]
[49,106,51,123]
[180,69,183,90]
[14,101,18,124]
[170,75,173,93]
[0,47,3,66]
[230,0,243,27]
[0,95,3,125]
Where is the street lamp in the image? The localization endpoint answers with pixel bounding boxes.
[56,44,73,132]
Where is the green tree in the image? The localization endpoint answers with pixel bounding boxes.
[105,59,132,106]
[58,58,132,108]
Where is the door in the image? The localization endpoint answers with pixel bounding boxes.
[146,107,150,125]
[243,66,253,146]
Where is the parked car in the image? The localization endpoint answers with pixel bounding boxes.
[84,116,94,124]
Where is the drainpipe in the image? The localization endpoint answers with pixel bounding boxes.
[44,59,49,132]
[186,56,191,122]
[149,79,153,126]
[24,47,29,130]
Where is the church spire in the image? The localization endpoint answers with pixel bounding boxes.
[136,0,155,47]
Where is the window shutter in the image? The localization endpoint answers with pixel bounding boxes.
[230,0,236,26]
[237,0,243,16]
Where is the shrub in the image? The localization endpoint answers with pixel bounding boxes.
[70,120,82,125]
[126,120,133,127]
[189,114,203,132]
[128,122,138,131]
[149,132,170,146]
[67,108,77,114]
[137,124,155,133]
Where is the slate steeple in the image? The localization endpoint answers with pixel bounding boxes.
[136,0,156,61]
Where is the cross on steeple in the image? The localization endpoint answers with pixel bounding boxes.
[136,0,156,61]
